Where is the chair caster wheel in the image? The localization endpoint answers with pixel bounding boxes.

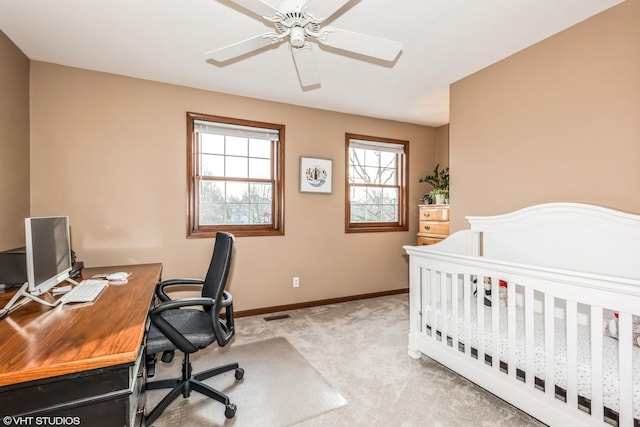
[225,403,237,418]
[235,368,244,380]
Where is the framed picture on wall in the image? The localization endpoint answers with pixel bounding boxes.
[299,156,332,194]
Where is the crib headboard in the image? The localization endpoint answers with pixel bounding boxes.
[465,203,640,279]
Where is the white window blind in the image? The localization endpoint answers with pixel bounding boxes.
[194,120,280,141]
[349,138,405,154]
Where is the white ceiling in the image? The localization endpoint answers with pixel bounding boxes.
[0,0,623,126]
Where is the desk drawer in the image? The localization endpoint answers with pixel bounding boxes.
[418,221,449,235]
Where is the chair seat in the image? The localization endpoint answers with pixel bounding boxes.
[147,309,217,355]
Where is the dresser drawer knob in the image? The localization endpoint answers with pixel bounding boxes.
[425,213,430,217]
[424,225,430,230]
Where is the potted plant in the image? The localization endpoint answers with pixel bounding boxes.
[419,164,449,204]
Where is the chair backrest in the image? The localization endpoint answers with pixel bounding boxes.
[202,231,235,345]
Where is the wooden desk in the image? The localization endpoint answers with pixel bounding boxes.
[0,263,162,427]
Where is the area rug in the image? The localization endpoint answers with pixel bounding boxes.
[146,336,347,427]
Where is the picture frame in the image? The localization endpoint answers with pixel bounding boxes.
[299,156,333,194]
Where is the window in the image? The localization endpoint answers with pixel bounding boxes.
[345,133,408,233]
[187,112,285,238]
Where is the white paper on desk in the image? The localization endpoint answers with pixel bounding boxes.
[106,272,131,284]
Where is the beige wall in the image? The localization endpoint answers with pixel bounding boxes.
[0,31,30,252]
[28,62,436,311]
[449,0,640,231]
[435,124,449,169]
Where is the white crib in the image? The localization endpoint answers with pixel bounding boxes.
[404,203,640,427]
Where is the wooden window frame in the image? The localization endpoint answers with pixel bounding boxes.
[187,112,285,238]
[345,133,409,233]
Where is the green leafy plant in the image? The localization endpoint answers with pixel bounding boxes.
[419,164,449,199]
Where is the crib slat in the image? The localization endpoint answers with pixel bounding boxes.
[477,275,485,363]
[566,300,578,410]
[544,294,555,398]
[618,312,633,426]
[451,273,459,348]
[590,305,604,422]
[525,287,534,386]
[463,274,471,357]
[430,269,437,341]
[491,276,500,371]
[421,267,428,335]
[507,282,516,378]
[440,271,448,345]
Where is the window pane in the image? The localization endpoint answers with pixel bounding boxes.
[226,203,249,224]
[200,180,225,203]
[201,134,224,154]
[201,154,224,176]
[249,182,272,203]
[380,151,396,166]
[249,139,271,158]
[382,204,398,222]
[250,204,271,224]
[226,181,248,201]
[349,165,365,184]
[383,187,398,205]
[365,166,380,184]
[226,156,248,178]
[200,203,225,225]
[226,137,248,156]
[351,187,367,204]
[380,167,396,185]
[364,204,381,222]
[351,204,367,222]
[367,187,382,203]
[249,157,271,179]
[364,149,380,166]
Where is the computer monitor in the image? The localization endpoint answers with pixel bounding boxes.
[24,216,72,296]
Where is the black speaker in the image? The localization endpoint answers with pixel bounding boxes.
[0,247,27,286]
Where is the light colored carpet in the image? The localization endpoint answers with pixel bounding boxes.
[146,336,346,427]
[149,294,545,426]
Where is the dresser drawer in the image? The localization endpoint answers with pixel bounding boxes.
[419,207,449,221]
[419,221,449,235]
[417,236,445,246]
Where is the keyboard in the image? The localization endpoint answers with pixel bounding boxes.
[60,279,108,304]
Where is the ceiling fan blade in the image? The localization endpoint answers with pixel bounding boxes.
[206,34,280,62]
[305,0,351,21]
[226,0,279,18]
[316,27,402,61]
[291,44,321,87]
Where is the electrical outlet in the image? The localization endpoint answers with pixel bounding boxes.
[293,277,300,288]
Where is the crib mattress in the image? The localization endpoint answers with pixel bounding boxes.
[425,299,640,419]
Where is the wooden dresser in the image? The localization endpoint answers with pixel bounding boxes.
[417,204,450,245]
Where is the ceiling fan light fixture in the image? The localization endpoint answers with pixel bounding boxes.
[290,26,306,47]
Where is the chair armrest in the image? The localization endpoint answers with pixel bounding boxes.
[215,291,236,347]
[221,291,232,307]
[149,297,215,353]
[155,278,204,302]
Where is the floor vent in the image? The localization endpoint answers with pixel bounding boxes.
[263,314,291,321]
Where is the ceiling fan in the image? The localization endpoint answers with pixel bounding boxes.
[206,0,403,88]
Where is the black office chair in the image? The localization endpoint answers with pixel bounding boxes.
[145,232,244,426]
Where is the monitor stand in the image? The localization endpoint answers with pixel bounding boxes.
[0,282,63,319]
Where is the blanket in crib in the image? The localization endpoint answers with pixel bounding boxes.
[425,300,640,418]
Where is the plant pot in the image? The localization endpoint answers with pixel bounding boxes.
[435,194,445,204]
